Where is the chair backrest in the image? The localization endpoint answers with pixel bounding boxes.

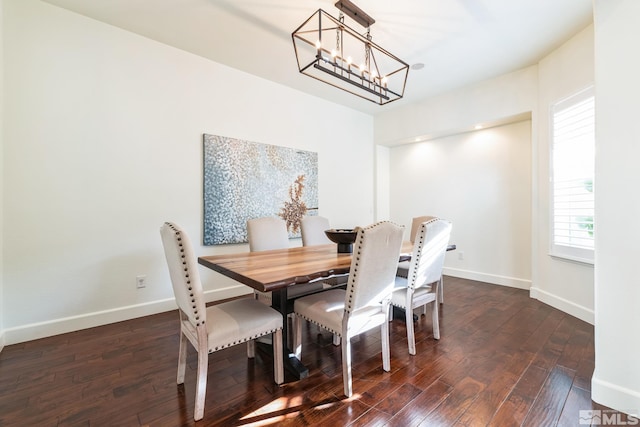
[344,221,404,315]
[160,222,207,327]
[300,216,332,246]
[409,215,437,243]
[408,218,453,289]
[247,217,289,252]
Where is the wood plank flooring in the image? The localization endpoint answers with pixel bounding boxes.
[0,277,629,426]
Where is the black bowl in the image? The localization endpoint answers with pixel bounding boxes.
[324,229,358,253]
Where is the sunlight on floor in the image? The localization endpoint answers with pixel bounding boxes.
[237,393,363,426]
[239,395,303,426]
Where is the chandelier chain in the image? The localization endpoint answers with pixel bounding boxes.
[365,27,371,70]
[337,12,343,54]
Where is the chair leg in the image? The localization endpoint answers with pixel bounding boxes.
[333,333,340,346]
[431,288,442,340]
[341,335,353,397]
[293,314,302,359]
[406,303,417,355]
[381,315,391,372]
[273,329,284,385]
[389,304,394,321]
[432,293,440,340]
[247,339,255,358]
[177,330,188,385]
[438,276,444,304]
[194,341,208,421]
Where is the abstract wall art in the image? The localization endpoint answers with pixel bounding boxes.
[203,134,318,245]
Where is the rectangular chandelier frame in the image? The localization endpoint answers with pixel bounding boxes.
[292,9,409,105]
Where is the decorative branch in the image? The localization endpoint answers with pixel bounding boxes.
[278,175,308,233]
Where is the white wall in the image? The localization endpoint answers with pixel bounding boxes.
[377,68,538,293]
[1,0,374,344]
[388,122,532,288]
[374,66,538,147]
[374,145,390,221]
[592,0,640,414]
[532,25,595,324]
[0,0,5,351]
[376,26,596,324]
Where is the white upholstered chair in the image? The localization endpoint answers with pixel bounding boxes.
[390,218,452,355]
[247,217,325,305]
[247,217,289,252]
[300,215,345,346]
[292,221,404,397]
[396,215,436,277]
[396,215,448,304]
[300,215,332,246]
[160,222,284,421]
[300,215,348,289]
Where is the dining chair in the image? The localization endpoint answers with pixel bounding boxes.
[396,216,436,276]
[247,217,325,305]
[247,217,290,252]
[160,222,284,421]
[300,216,348,289]
[300,215,332,246]
[390,218,452,355]
[396,215,448,304]
[300,215,346,346]
[292,221,404,397]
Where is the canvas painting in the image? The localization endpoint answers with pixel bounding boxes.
[203,134,318,245]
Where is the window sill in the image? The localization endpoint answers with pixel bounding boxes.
[549,252,594,266]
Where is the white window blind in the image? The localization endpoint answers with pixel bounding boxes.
[551,87,595,263]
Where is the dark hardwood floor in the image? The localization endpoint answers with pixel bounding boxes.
[0,277,625,426]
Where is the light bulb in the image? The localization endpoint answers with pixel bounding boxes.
[315,40,322,50]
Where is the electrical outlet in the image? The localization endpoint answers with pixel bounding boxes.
[136,275,147,289]
[458,251,464,261]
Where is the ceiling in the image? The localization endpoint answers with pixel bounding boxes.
[41,0,593,116]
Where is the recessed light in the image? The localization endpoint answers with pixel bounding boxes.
[474,124,483,130]
[411,63,425,70]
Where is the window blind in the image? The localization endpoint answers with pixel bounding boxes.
[551,87,595,262]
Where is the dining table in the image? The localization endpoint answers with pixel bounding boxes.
[197,241,456,379]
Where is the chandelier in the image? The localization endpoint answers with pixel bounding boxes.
[292,0,409,105]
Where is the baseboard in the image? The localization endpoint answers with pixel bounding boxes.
[529,286,594,324]
[0,329,5,353]
[592,376,640,417]
[443,267,531,290]
[1,285,252,347]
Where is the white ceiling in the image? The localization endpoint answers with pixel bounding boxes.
[41,0,593,115]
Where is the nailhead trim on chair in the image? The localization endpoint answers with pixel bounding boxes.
[165,222,205,327]
[409,217,438,291]
[295,218,402,332]
[296,314,341,336]
[345,226,363,313]
[392,284,434,310]
[344,221,403,314]
[209,327,283,352]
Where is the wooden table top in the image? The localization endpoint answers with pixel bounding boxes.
[198,241,415,292]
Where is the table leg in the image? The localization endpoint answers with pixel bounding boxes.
[393,305,420,322]
[272,288,309,380]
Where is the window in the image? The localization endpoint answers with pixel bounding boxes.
[550,86,595,263]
